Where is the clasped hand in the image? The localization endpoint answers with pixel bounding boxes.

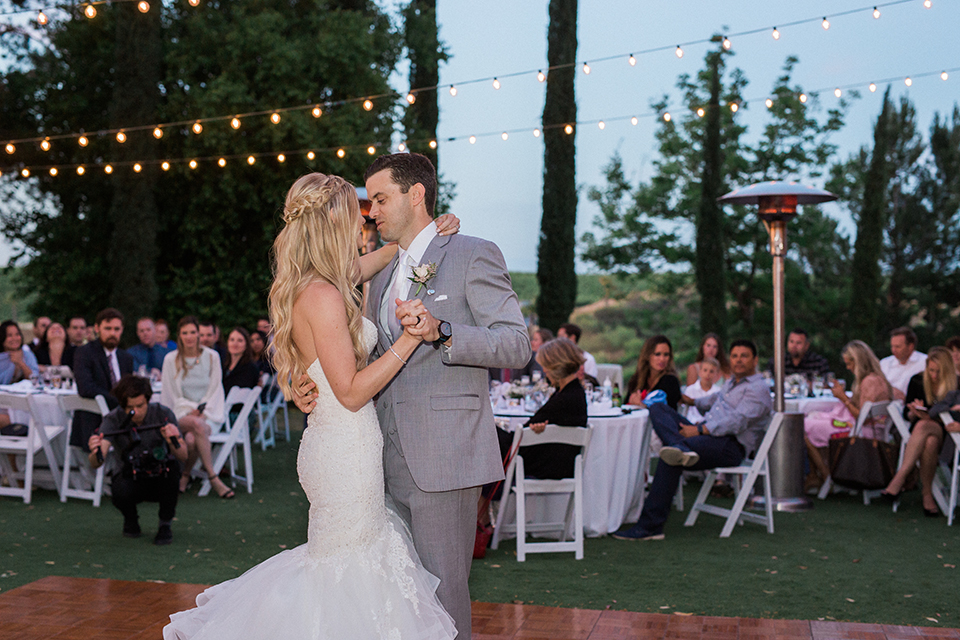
[395,299,440,343]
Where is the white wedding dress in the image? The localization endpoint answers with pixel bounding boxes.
[164,318,456,640]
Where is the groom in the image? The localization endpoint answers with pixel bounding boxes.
[363,153,530,637]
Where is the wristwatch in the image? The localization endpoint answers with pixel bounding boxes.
[436,320,452,345]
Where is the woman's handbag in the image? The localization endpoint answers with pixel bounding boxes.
[828,434,898,490]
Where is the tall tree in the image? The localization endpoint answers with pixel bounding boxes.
[536,0,577,332]
[402,0,447,171]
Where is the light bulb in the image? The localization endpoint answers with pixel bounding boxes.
[306,151,315,160]
[38,10,48,25]
[730,103,739,112]
[77,166,86,175]
[449,86,457,96]
[336,149,345,158]
[564,124,573,134]
[231,117,241,129]
[312,106,322,118]
[799,93,808,103]
[772,27,780,40]
[104,165,113,174]
[663,112,672,122]
[4,143,14,154]
[924,0,931,8]
[84,4,96,19]
[49,168,58,176]
[397,143,406,152]
[765,98,774,109]
[21,168,30,178]
[492,78,501,90]
[533,128,541,137]
[133,163,142,173]
[363,99,373,111]
[188,0,199,5]
[270,113,280,124]
[138,1,149,13]
[469,135,477,144]
[189,159,197,169]
[631,116,638,125]
[218,158,226,167]
[675,46,683,59]
[869,83,877,92]
[405,93,416,104]
[537,70,545,82]
[597,121,605,130]
[500,132,509,140]
[905,77,912,86]
[41,140,51,151]
[834,88,842,98]
[192,122,202,134]
[367,145,376,154]
[153,127,163,139]
[116,132,126,143]
[722,37,731,50]
[582,62,590,75]
[822,17,830,30]
[942,71,949,81]
[78,136,88,147]
[694,107,704,118]
[276,154,285,163]
[161,161,170,171]
[247,155,256,165]
[873,7,880,18]
[628,55,636,66]
[428,140,437,149]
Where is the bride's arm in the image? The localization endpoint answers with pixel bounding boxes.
[296,283,422,412]
[356,213,461,284]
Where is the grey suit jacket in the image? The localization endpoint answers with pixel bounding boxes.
[368,233,531,492]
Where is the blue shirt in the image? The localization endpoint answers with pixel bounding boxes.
[127,342,172,372]
[694,371,773,454]
[0,347,40,384]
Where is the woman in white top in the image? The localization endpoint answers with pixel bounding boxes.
[160,316,231,499]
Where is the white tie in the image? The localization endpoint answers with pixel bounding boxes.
[387,255,414,339]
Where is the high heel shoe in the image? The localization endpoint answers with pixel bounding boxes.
[879,488,903,504]
[924,506,940,518]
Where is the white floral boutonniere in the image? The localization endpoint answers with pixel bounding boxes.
[408,262,438,295]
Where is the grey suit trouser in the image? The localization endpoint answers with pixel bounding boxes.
[383,431,479,640]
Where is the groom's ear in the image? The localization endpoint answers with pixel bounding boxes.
[409,182,426,209]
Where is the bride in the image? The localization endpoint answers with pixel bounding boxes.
[164,173,459,640]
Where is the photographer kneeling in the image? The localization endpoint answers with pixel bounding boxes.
[88,375,187,545]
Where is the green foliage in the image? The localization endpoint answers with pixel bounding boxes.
[0,0,401,334]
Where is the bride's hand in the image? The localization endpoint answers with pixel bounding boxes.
[396,299,434,342]
[434,213,460,236]
[293,373,318,414]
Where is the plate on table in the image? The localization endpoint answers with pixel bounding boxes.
[588,407,625,417]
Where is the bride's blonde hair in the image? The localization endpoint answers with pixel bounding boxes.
[268,173,365,399]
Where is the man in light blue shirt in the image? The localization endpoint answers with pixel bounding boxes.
[126,318,171,377]
[613,339,772,541]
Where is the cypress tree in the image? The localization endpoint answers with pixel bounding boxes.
[402,0,446,172]
[536,0,578,332]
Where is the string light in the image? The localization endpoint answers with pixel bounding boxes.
[924,0,932,8]
[675,46,683,59]
[942,71,949,81]
[631,116,638,125]
[104,165,113,174]
[772,27,780,40]
[730,102,739,112]
[799,93,808,103]
[492,78,501,90]
[597,121,605,130]
[78,136,88,147]
[696,107,705,117]
[312,106,322,118]
[49,168,57,176]
[247,155,256,165]
[564,124,574,134]
[449,86,457,96]
[533,128,541,137]
[367,145,377,154]
[628,55,636,67]
[765,98,774,108]
[188,0,200,6]
[363,100,373,111]
[428,140,437,149]
[4,143,14,154]
[270,113,281,124]
[722,36,731,50]
[873,7,881,18]
[405,93,416,104]
[116,132,126,143]
[21,168,29,177]
[537,70,545,83]
[153,127,163,139]
[138,1,149,13]
[76,166,85,175]
[192,122,202,134]
[834,88,842,97]
[277,153,285,162]
[306,151,315,160]
[821,17,830,30]
[37,10,48,24]
[905,77,912,86]
[469,135,477,144]
[869,82,877,92]
[231,117,241,129]
[189,159,197,169]
[218,157,226,167]
[161,161,170,171]
[397,143,406,152]
[133,163,142,173]
[582,62,591,75]
[336,148,345,158]
[84,4,96,19]
[40,139,50,151]
[501,131,509,140]
[663,112,672,122]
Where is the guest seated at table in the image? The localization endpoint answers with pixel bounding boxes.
[160,316,232,499]
[0,319,40,384]
[87,375,187,545]
[70,309,134,448]
[29,316,51,350]
[155,319,177,350]
[512,327,553,382]
[515,337,588,480]
[223,327,261,394]
[946,336,960,376]
[33,321,76,371]
[803,340,893,488]
[880,326,927,399]
[249,329,274,376]
[683,357,722,423]
[199,320,229,366]
[881,347,958,515]
[613,339,772,541]
[67,316,88,348]
[766,328,830,377]
[558,323,599,380]
[685,333,730,386]
[127,317,172,378]
[626,335,681,410]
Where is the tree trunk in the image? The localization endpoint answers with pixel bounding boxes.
[403,0,443,172]
[536,0,578,332]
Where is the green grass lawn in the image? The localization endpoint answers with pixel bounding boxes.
[2,412,958,628]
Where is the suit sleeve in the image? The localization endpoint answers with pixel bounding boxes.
[440,240,531,369]
[75,346,116,407]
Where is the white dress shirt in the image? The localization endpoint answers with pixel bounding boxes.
[879,350,927,394]
[582,350,599,379]
[382,223,438,339]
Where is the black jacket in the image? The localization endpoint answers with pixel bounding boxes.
[70,341,134,448]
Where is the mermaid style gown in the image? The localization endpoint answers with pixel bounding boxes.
[164,318,456,640]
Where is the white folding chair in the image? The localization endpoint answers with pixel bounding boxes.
[595,364,623,390]
[684,413,784,538]
[58,394,111,507]
[490,427,523,552]
[198,387,260,496]
[258,374,290,443]
[939,411,960,526]
[886,401,950,514]
[0,393,66,504]
[491,425,591,561]
[817,401,892,503]
[253,373,275,450]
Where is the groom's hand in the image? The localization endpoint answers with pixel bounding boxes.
[396,299,440,343]
[293,374,318,414]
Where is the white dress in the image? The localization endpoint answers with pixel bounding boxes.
[164,318,456,640]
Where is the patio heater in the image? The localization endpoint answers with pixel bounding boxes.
[717,181,837,512]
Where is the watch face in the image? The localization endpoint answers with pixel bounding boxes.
[440,321,452,339]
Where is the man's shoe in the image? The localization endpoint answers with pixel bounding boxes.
[611,525,664,541]
[659,446,700,467]
[122,520,141,538]
[154,524,173,546]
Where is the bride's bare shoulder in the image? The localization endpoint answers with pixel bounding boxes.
[294,281,347,323]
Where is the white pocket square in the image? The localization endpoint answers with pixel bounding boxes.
[433,295,448,302]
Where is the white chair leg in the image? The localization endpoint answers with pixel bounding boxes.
[817,476,833,500]
[574,460,584,560]
[721,468,760,538]
[515,476,526,562]
[763,466,774,534]
[684,471,717,527]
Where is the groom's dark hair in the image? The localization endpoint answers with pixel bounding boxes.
[364,153,437,216]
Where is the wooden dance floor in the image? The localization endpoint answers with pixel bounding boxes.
[2,576,957,640]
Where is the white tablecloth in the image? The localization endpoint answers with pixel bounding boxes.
[785,396,841,414]
[495,409,649,537]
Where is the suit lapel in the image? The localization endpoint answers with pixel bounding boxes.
[413,234,450,305]
[370,253,400,349]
